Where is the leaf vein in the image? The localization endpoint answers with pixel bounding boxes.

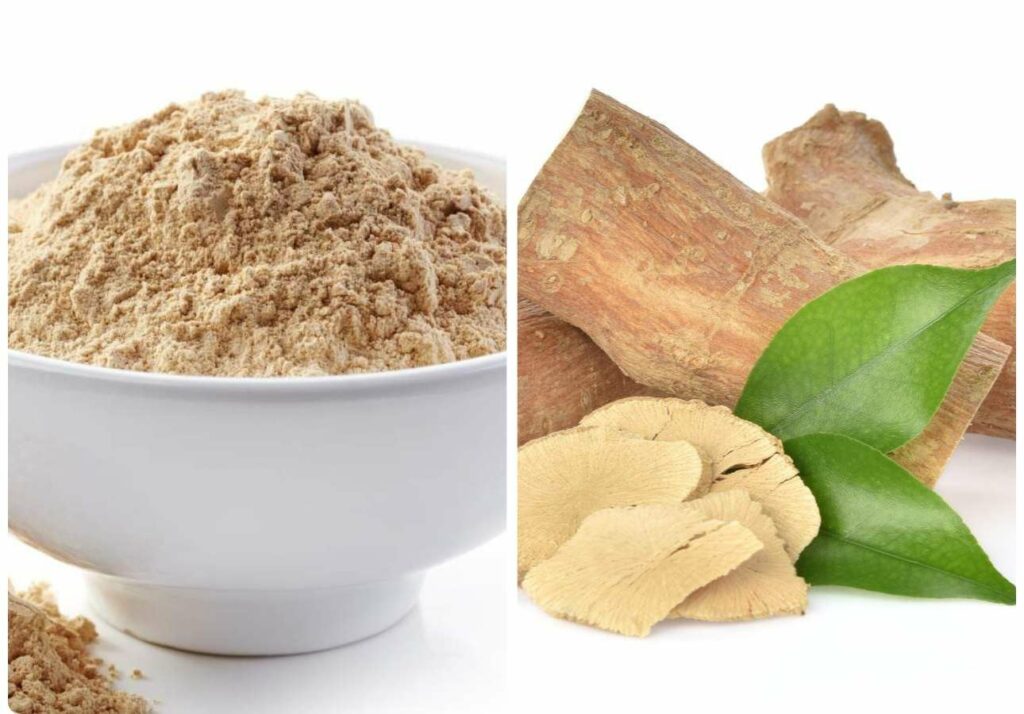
[766,277,1008,436]
[817,528,1008,600]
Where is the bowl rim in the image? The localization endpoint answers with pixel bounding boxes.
[8,349,506,393]
[8,141,507,393]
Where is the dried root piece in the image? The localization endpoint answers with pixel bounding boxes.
[522,505,763,637]
[763,105,1015,438]
[519,90,1006,484]
[518,298,662,445]
[581,397,820,560]
[517,426,705,581]
[671,490,808,621]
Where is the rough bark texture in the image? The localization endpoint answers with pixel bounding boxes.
[518,298,661,445]
[763,105,1015,438]
[518,90,1009,485]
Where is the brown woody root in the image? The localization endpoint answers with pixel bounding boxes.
[518,90,1010,485]
[763,105,1015,438]
[518,298,661,445]
[519,301,1006,487]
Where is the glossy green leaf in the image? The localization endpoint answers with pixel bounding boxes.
[787,433,1015,604]
[736,261,1015,450]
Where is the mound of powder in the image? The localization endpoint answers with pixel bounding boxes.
[8,584,150,714]
[8,91,506,376]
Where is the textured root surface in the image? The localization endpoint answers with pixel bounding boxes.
[518,298,660,445]
[520,91,1004,484]
[763,104,1015,438]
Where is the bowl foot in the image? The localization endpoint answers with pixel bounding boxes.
[85,573,425,655]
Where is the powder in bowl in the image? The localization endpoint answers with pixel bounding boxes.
[8,91,506,377]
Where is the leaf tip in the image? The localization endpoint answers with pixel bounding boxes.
[999,582,1016,606]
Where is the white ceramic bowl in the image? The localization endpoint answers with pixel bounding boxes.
[8,144,507,655]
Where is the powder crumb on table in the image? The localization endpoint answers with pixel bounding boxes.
[7,583,151,714]
[8,90,506,377]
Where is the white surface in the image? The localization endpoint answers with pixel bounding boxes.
[8,535,506,713]
[8,146,506,654]
[512,435,1017,711]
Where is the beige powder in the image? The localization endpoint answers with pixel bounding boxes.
[8,584,150,714]
[8,91,506,376]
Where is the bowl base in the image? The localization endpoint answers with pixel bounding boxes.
[85,573,425,655]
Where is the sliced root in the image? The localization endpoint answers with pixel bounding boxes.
[581,396,820,560]
[671,490,808,621]
[708,451,819,563]
[517,425,705,581]
[522,504,763,637]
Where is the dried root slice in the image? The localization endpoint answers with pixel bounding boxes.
[517,426,705,581]
[711,453,820,564]
[671,490,808,621]
[581,397,820,560]
[522,505,763,637]
[580,397,781,490]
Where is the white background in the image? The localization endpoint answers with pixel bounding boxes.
[4,1,1021,713]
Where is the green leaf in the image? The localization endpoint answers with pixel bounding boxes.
[735,260,1015,450]
[787,433,1015,604]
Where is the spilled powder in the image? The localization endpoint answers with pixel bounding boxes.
[8,584,150,714]
[8,91,506,376]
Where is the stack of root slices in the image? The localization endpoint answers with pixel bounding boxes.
[518,397,822,637]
